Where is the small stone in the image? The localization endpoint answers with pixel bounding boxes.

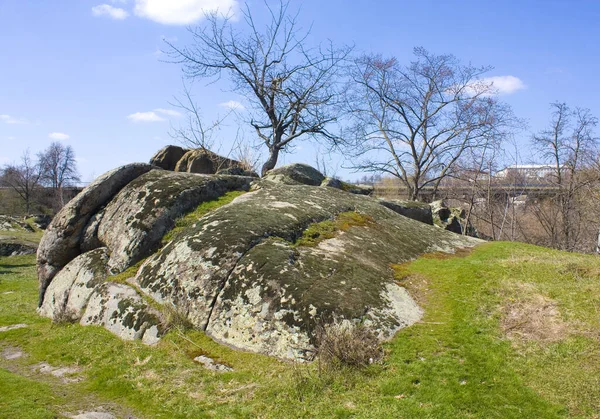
[0,324,28,332]
[193,355,233,372]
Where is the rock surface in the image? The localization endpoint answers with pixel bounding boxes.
[430,200,478,237]
[38,160,481,361]
[264,163,325,186]
[379,199,434,225]
[175,149,240,174]
[149,145,189,171]
[0,240,37,256]
[38,248,110,321]
[37,163,153,304]
[95,170,254,272]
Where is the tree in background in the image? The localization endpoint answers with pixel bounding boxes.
[38,142,80,210]
[344,48,517,201]
[167,0,351,175]
[0,150,43,214]
[529,102,599,251]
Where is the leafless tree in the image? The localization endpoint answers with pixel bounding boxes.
[529,102,599,251]
[344,48,517,200]
[38,142,80,209]
[166,1,352,176]
[1,150,43,213]
[169,80,235,150]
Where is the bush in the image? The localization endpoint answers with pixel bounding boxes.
[315,320,383,368]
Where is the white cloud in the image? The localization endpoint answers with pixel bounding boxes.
[219,100,244,110]
[154,108,182,117]
[134,0,238,25]
[7,136,16,140]
[0,114,27,124]
[49,132,70,141]
[481,76,526,95]
[92,4,129,20]
[128,108,182,122]
[128,111,166,122]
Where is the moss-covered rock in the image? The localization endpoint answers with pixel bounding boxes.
[263,163,325,186]
[134,182,479,360]
[38,247,110,321]
[37,163,154,305]
[96,170,254,272]
[38,162,481,360]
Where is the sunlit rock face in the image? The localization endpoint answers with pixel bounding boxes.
[37,160,479,360]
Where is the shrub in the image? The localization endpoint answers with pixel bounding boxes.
[315,320,383,368]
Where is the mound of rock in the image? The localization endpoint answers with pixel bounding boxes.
[430,200,477,236]
[37,161,480,361]
[150,145,257,176]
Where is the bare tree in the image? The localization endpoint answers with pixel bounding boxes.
[169,80,235,150]
[530,102,599,251]
[1,150,43,213]
[167,1,352,175]
[344,48,517,200]
[38,142,80,209]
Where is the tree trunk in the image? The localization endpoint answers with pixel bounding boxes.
[261,147,280,177]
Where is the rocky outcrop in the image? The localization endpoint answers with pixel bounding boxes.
[94,170,254,272]
[133,183,478,359]
[379,199,434,225]
[38,248,110,321]
[216,167,259,178]
[149,145,188,171]
[36,163,154,304]
[430,200,477,236]
[174,149,240,174]
[264,163,326,186]
[0,240,37,256]
[38,161,481,361]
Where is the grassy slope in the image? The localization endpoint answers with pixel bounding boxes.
[1,242,599,418]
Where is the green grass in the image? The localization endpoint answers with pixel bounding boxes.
[160,190,246,245]
[294,211,374,247]
[1,243,600,417]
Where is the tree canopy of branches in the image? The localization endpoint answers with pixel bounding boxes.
[169,80,234,150]
[344,47,516,200]
[529,102,599,251]
[1,150,43,213]
[167,1,351,176]
[38,142,80,209]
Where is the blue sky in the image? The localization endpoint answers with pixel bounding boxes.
[1,0,599,183]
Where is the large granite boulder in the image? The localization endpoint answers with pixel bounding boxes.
[37,162,480,361]
[149,145,189,171]
[175,149,240,174]
[264,163,325,186]
[94,170,254,272]
[430,200,478,237]
[38,247,110,321]
[36,163,153,304]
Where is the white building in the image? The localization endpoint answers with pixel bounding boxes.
[495,164,559,179]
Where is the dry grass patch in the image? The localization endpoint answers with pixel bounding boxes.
[500,283,570,344]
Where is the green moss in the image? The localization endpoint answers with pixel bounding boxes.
[161,190,246,245]
[294,211,375,247]
[106,260,146,286]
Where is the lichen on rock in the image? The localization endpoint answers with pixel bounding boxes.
[37,159,481,360]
